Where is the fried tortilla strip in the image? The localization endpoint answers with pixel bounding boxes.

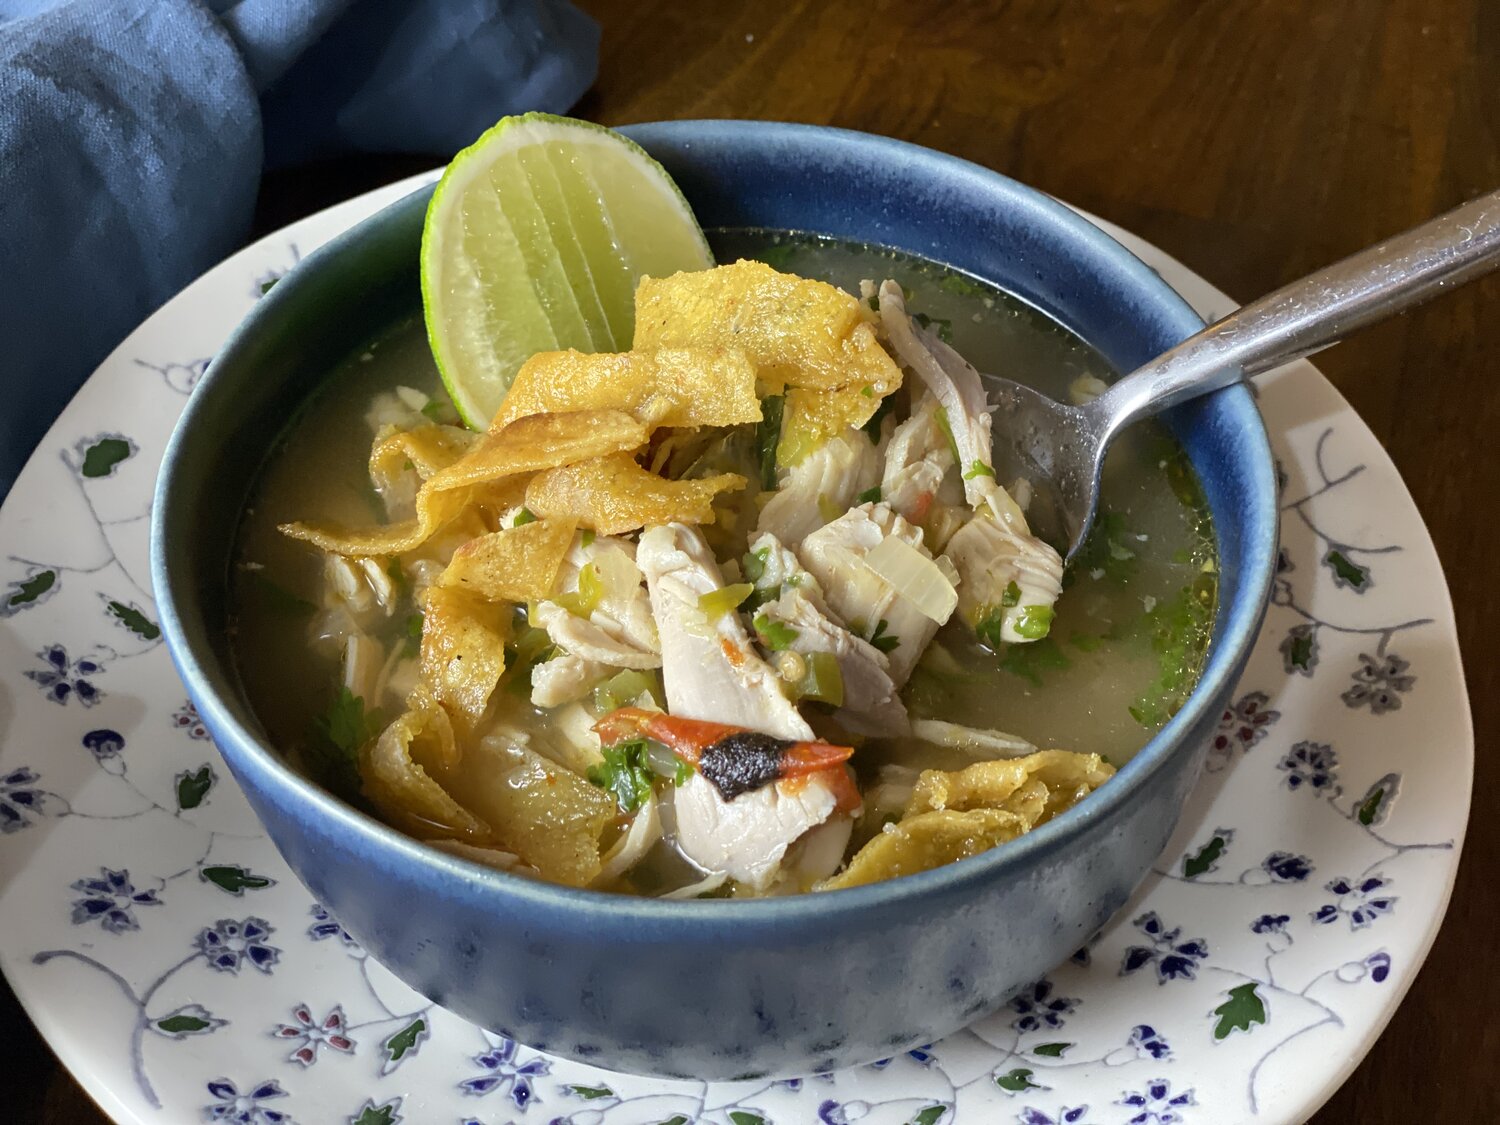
[819,807,1033,891]
[360,693,488,839]
[634,260,901,394]
[418,586,513,731]
[908,750,1115,825]
[526,452,745,535]
[369,422,479,493]
[457,736,616,887]
[495,347,761,430]
[425,409,649,494]
[818,750,1115,891]
[438,517,578,602]
[280,482,483,557]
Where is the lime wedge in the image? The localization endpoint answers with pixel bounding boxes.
[421,113,714,428]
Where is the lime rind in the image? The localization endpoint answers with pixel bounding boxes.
[421,113,713,429]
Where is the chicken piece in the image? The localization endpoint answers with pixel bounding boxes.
[531,534,660,676]
[879,281,1063,642]
[757,427,880,545]
[531,653,611,708]
[638,523,851,889]
[797,504,942,689]
[748,532,909,737]
[878,281,1027,531]
[881,396,969,553]
[943,512,1064,645]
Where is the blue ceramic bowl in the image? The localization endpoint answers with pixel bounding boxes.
[151,121,1276,1080]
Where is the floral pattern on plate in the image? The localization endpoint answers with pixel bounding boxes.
[0,178,1471,1124]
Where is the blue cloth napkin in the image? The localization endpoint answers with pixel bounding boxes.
[0,0,598,501]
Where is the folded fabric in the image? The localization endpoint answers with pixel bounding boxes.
[0,0,599,501]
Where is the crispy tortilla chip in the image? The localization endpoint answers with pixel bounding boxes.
[777,386,883,468]
[369,423,479,493]
[418,587,513,731]
[425,409,649,494]
[496,347,761,430]
[634,260,901,393]
[908,750,1114,824]
[454,736,616,887]
[280,482,481,557]
[525,453,745,535]
[820,807,1033,891]
[438,517,578,602]
[360,694,488,839]
[820,750,1114,891]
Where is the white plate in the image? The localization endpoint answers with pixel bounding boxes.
[0,173,1471,1125]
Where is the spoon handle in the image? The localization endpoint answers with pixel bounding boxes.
[1095,187,1500,431]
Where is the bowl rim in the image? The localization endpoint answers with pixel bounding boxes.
[151,118,1277,927]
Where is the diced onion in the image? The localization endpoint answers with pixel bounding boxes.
[863,535,958,623]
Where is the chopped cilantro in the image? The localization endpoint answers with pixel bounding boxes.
[512,508,538,527]
[860,384,875,398]
[856,485,882,504]
[1068,631,1104,653]
[963,460,996,480]
[912,310,954,344]
[939,273,988,297]
[309,687,383,797]
[1067,510,1136,585]
[756,244,796,270]
[861,392,895,441]
[1002,580,1022,608]
[753,613,799,651]
[402,612,423,657]
[868,618,900,654]
[974,606,1006,651]
[420,398,459,425]
[1129,574,1216,727]
[757,394,785,490]
[586,739,656,812]
[581,529,595,548]
[386,557,411,601]
[998,637,1072,687]
[252,572,315,616]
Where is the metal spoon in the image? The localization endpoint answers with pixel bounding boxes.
[988,187,1500,562]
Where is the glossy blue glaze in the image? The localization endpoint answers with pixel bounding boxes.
[151,121,1276,1079]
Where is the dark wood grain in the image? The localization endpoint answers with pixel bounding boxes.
[7,1,1496,1120]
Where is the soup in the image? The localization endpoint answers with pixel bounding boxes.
[231,232,1215,898]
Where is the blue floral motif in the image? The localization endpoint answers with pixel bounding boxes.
[1128,1024,1171,1060]
[69,867,161,933]
[1118,1078,1194,1125]
[1341,652,1415,714]
[1009,979,1077,1033]
[1366,950,1392,982]
[307,903,360,949]
[868,1043,936,1069]
[204,1077,293,1124]
[1018,1108,1091,1125]
[0,766,49,832]
[1312,875,1397,930]
[172,699,210,740]
[1251,914,1291,935]
[1278,741,1340,794]
[81,728,124,760]
[1261,851,1312,882]
[459,1037,550,1109]
[198,917,281,974]
[24,644,103,706]
[1119,913,1208,984]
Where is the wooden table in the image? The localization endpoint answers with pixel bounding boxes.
[6,1,1495,1120]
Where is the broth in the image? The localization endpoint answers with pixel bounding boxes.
[231,231,1215,896]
